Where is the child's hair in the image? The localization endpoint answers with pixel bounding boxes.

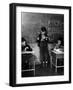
[41,26,48,36]
[21,37,26,42]
[41,27,47,32]
[57,37,64,45]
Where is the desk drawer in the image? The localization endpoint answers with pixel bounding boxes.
[57,58,64,66]
[56,54,64,58]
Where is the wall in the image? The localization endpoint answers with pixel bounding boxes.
[22,13,64,43]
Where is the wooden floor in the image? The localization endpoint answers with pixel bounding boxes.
[35,63,64,76]
[22,63,64,77]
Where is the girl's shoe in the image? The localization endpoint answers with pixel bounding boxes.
[43,61,45,63]
[46,61,48,63]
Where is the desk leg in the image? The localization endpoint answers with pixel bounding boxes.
[50,56,52,68]
[34,61,35,76]
[55,58,57,72]
[55,66,57,72]
[29,62,30,69]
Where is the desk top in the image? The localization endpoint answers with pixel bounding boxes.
[52,50,64,54]
[22,51,35,54]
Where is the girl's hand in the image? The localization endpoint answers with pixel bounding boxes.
[37,37,39,40]
[45,37,48,40]
[25,47,29,51]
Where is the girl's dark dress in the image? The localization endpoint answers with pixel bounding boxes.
[37,34,49,63]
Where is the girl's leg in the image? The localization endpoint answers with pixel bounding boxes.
[40,47,44,63]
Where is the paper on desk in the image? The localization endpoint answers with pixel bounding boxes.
[53,49,64,54]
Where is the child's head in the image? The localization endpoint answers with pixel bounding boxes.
[22,37,26,46]
[57,40,61,45]
[41,27,47,35]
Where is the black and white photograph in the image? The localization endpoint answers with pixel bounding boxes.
[21,13,64,77]
[10,3,71,86]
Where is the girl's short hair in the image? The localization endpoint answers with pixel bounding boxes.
[41,26,48,36]
[41,27,47,32]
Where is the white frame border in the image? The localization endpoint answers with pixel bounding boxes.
[16,6,69,84]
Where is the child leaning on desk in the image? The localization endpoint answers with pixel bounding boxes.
[54,40,62,50]
[54,39,64,52]
[21,38,36,69]
[21,37,32,52]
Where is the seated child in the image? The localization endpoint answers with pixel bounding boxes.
[54,40,62,50]
[21,38,32,51]
[21,38,34,70]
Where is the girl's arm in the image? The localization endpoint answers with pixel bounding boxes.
[24,47,29,51]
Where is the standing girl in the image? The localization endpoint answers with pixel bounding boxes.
[37,27,49,65]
